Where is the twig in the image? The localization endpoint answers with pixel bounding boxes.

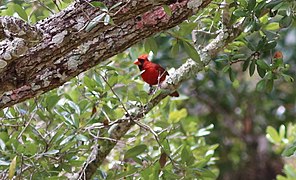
[78,129,101,180]
[17,109,37,140]
[36,0,55,15]
[112,1,130,16]
[230,59,245,65]
[132,120,178,169]
[87,128,117,142]
[98,71,131,117]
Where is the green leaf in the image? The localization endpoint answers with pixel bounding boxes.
[60,135,75,146]
[200,169,217,178]
[233,9,247,17]
[0,131,9,142]
[228,68,235,82]
[43,150,59,155]
[265,0,282,9]
[265,22,279,31]
[242,57,251,71]
[179,22,197,36]
[232,54,246,60]
[162,140,171,153]
[124,144,147,159]
[282,142,296,157]
[265,71,273,80]
[273,58,284,68]
[110,2,123,11]
[279,15,292,28]
[170,41,179,56]
[266,126,280,143]
[249,60,255,76]
[256,79,266,91]
[68,101,80,115]
[253,17,261,31]
[60,141,76,153]
[90,1,107,10]
[168,108,187,123]
[215,54,228,62]
[279,125,285,139]
[25,142,38,155]
[257,37,267,51]
[248,0,256,11]
[182,41,201,62]
[181,146,194,166]
[11,4,28,21]
[256,60,270,70]
[108,72,118,87]
[266,79,274,92]
[282,74,294,82]
[104,14,111,25]
[257,66,266,78]
[85,13,106,32]
[0,160,10,166]
[265,41,277,50]
[222,65,230,73]
[255,2,266,16]
[115,165,139,179]
[102,104,115,119]
[46,94,60,110]
[283,164,296,178]
[162,5,172,16]
[244,38,256,51]
[84,76,96,91]
[9,156,17,180]
[76,134,88,142]
[144,37,158,54]
[196,124,214,137]
[244,20,255,32]
[0,138,6,151]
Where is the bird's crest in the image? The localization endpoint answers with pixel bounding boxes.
[138,54,149,60]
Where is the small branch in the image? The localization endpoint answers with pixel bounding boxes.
[132,120,178,168]
[17,109,37,139]
[36,0,56,14]
[78,130,100,180]
[230,59,245,65]
[98,72,130,117]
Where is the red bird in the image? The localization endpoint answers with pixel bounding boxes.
[134,54,179,97]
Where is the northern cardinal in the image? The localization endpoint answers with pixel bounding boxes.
[134,54,179,97]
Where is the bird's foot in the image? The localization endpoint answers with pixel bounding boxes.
[148,87,154,95]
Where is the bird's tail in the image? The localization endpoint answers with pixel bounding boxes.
[170,91,179,97]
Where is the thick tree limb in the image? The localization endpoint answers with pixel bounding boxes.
[0,0,211,109]
[0,16,42,69]
[0,16,42,41]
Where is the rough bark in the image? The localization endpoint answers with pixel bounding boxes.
[0,0,211,109]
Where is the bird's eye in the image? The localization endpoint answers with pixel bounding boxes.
[139,59,144,63]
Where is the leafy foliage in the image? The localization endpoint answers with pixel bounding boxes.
[0,0,296,179]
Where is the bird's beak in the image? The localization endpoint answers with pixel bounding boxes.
[133,59,141,65]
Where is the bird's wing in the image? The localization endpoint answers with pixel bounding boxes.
[155,64,169,76]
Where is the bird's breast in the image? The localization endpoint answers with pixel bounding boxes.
[141,67,167,85]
